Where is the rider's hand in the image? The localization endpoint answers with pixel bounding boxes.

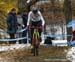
[42,25,44,32]
[27,25,29,29]
[27,25,30,31]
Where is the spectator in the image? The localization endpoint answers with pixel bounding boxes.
[16,12,23,44]
[22,10,28,43]
[6,8,18,44]
[22,10,28,27]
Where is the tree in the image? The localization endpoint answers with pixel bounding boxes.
[17,0,39,12]
[0,2,7,29]
[64,0,72,41]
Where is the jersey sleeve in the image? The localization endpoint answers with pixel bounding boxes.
[38,11,45,26]
[27,11,32,26]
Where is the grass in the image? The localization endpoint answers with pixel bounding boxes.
[0,46,71,62]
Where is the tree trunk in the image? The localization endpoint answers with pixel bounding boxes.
[64,0,72,41]
[51,0,55,13]
[17,0,27,12]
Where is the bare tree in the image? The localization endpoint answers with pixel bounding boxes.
[64,0,72,41]
[18,0,39,12]
[51,0,55,13]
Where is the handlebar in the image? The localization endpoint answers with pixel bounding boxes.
[30,26,42,29]
[27,26,44,31]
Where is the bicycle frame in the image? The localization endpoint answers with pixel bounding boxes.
[29,26,42,30]
[30,26,41,40]
[30,26,41,56]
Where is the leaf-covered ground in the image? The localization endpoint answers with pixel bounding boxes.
[0,46,71,62]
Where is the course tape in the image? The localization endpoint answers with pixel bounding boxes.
[44,34,72,37]
[17,27,27,33]
[0,27,27,33]
[67,20,75,28]
[0,34,73,42]
[68,41,75,46]
[0,37,30,42]
[0,34,75,46]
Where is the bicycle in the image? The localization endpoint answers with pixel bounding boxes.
[29,26,42,56]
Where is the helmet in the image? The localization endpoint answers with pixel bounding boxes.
[32,7,38,14]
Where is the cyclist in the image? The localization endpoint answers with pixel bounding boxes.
[27,7,45,56]
[27,7,45,44]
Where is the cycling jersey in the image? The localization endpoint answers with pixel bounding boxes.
[27,11,45,26]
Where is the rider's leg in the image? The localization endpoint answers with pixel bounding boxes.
[37,21,42,42]
[31,21,36,44]
[31,26,35,53]
[33,45,36,56]
[36,45,39,56]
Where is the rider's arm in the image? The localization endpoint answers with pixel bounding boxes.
[27,11,32,26]
[38,11,45,26]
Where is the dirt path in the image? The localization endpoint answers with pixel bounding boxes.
[0,46,71,62]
